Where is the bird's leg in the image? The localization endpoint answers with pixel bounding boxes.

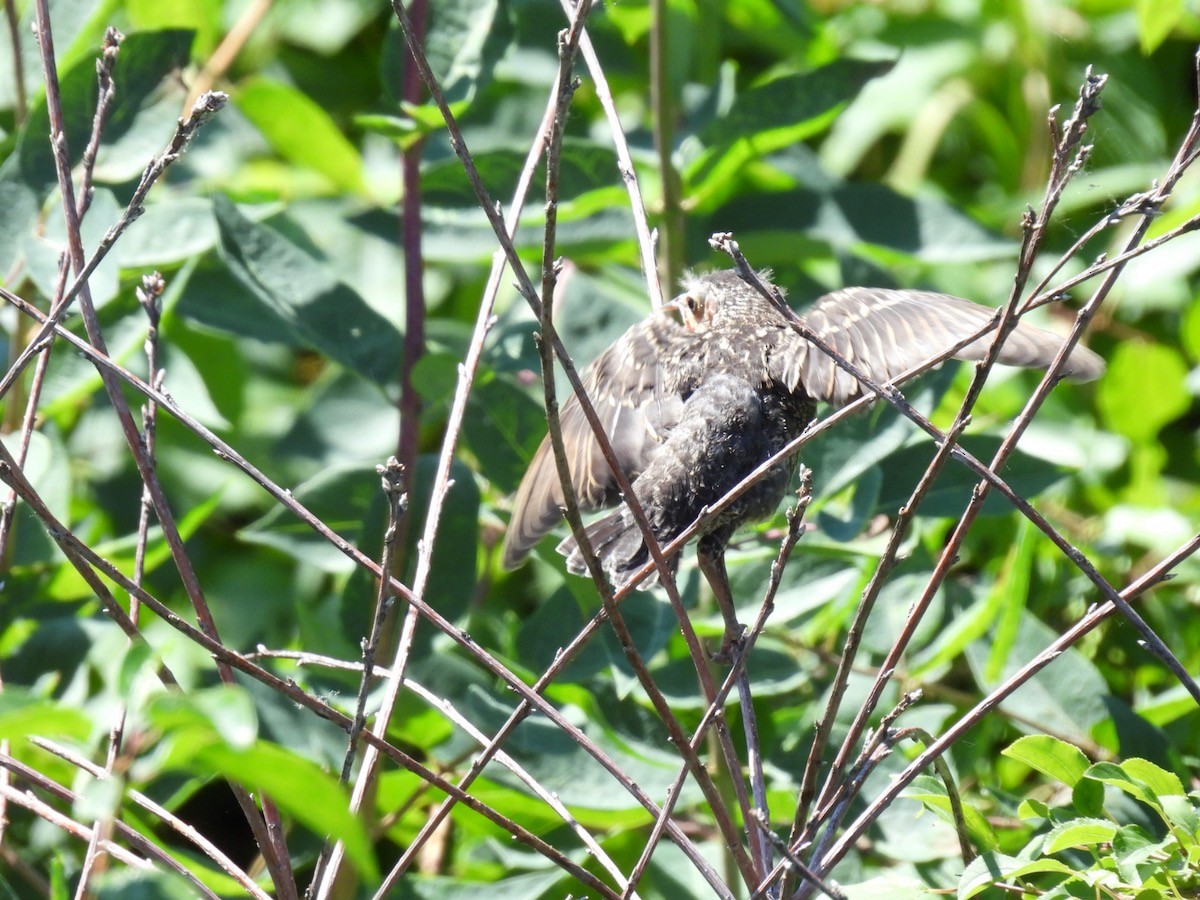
[697,536,744,662]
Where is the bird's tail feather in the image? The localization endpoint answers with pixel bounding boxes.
[558,510,651,582]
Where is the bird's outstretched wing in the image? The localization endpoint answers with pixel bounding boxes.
[501,317,692,569]
[774,287,1105,407]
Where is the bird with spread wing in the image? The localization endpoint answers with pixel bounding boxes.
[502,270,1103,646]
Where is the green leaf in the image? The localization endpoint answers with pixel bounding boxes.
[16,29,195,195]
[1043,817,1118,853]
[710,181,1010,263]
[240,463,380,573]
[958,852,1077,899]
[875,435,1067,518]
[984,517,1036,682]
[1084,761,1163,812]
[904,774,998,851]
[146,692,378,881]
[1136,0,1183,54]
[701,59,894,147]
[382,0,514,109]
[688,59,895,206]
[1097,342,1189,442]
[213,195,403,387]
[118,197,220,267]
[1003,736,1091,788]
[1119,758,1185,799]
[967,615,1110,743]
[0,690,91,741]
[0,29,194,272]
[420,141,621,210]
[43,490,223,601]
[235,79,368,195]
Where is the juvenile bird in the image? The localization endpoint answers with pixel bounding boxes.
[502,270,1103,632]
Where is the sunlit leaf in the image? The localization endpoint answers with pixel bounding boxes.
[236,79,368,195]
[214,195,403,386]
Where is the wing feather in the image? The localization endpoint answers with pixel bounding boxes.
[501,316,691,568]
[777,288,1105,407]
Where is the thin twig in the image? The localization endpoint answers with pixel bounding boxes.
[0,452,623,897]
[791,414,971,842]
[0,289,721,858]
[384,0,764,886]
[750,810,845,900]
[32,4,294,887]
[649,0,684,291]
[564,6,664,308]
[623,472,814,898]
[308,459,406,894]
[784,530,1199,890]
[892,728,975,867]
[22,740,269,899]
[2,0,25,124]
[0,28,122,564]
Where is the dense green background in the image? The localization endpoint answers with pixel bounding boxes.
[2,0,1199,896]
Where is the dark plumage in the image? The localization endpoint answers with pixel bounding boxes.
[502,270,1104,591]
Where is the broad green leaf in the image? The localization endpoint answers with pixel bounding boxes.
[240,463,380,573]
[874,435,1067,518]
[92,869,200,899]
[0,690,91,741]
[1120,758,1186,800]
[274,0,381,55]
[235,79,367,195]
[383,0,513,107]
[700,59,894,147]
[213,195,403,387]
[1043,817,1118,853]
[463,374,546,492]
[1097,342,1188,441]
[958,852,1077,898]
[118,197,220,267]
[0,430,71,568]
[1136,0,1183,54]
[0,29,194,272]
[985,517,1036,682]
[17,30,195,195]
[904,774,999,851]
[967,616,1110,744]
[1159,794,1200,834]
[125,0,222,55]
[688,59,894,207]
[146,692,377,880]
[42,490,223,601]
[419,141,621,210]
[710,181,1011,264]
[1084,761,1162,811]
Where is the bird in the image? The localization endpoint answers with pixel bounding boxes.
[501,269,1104,645]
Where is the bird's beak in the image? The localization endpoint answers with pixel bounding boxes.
[663,293,700,331]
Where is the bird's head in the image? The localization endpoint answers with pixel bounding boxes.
[663,269,777,332]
